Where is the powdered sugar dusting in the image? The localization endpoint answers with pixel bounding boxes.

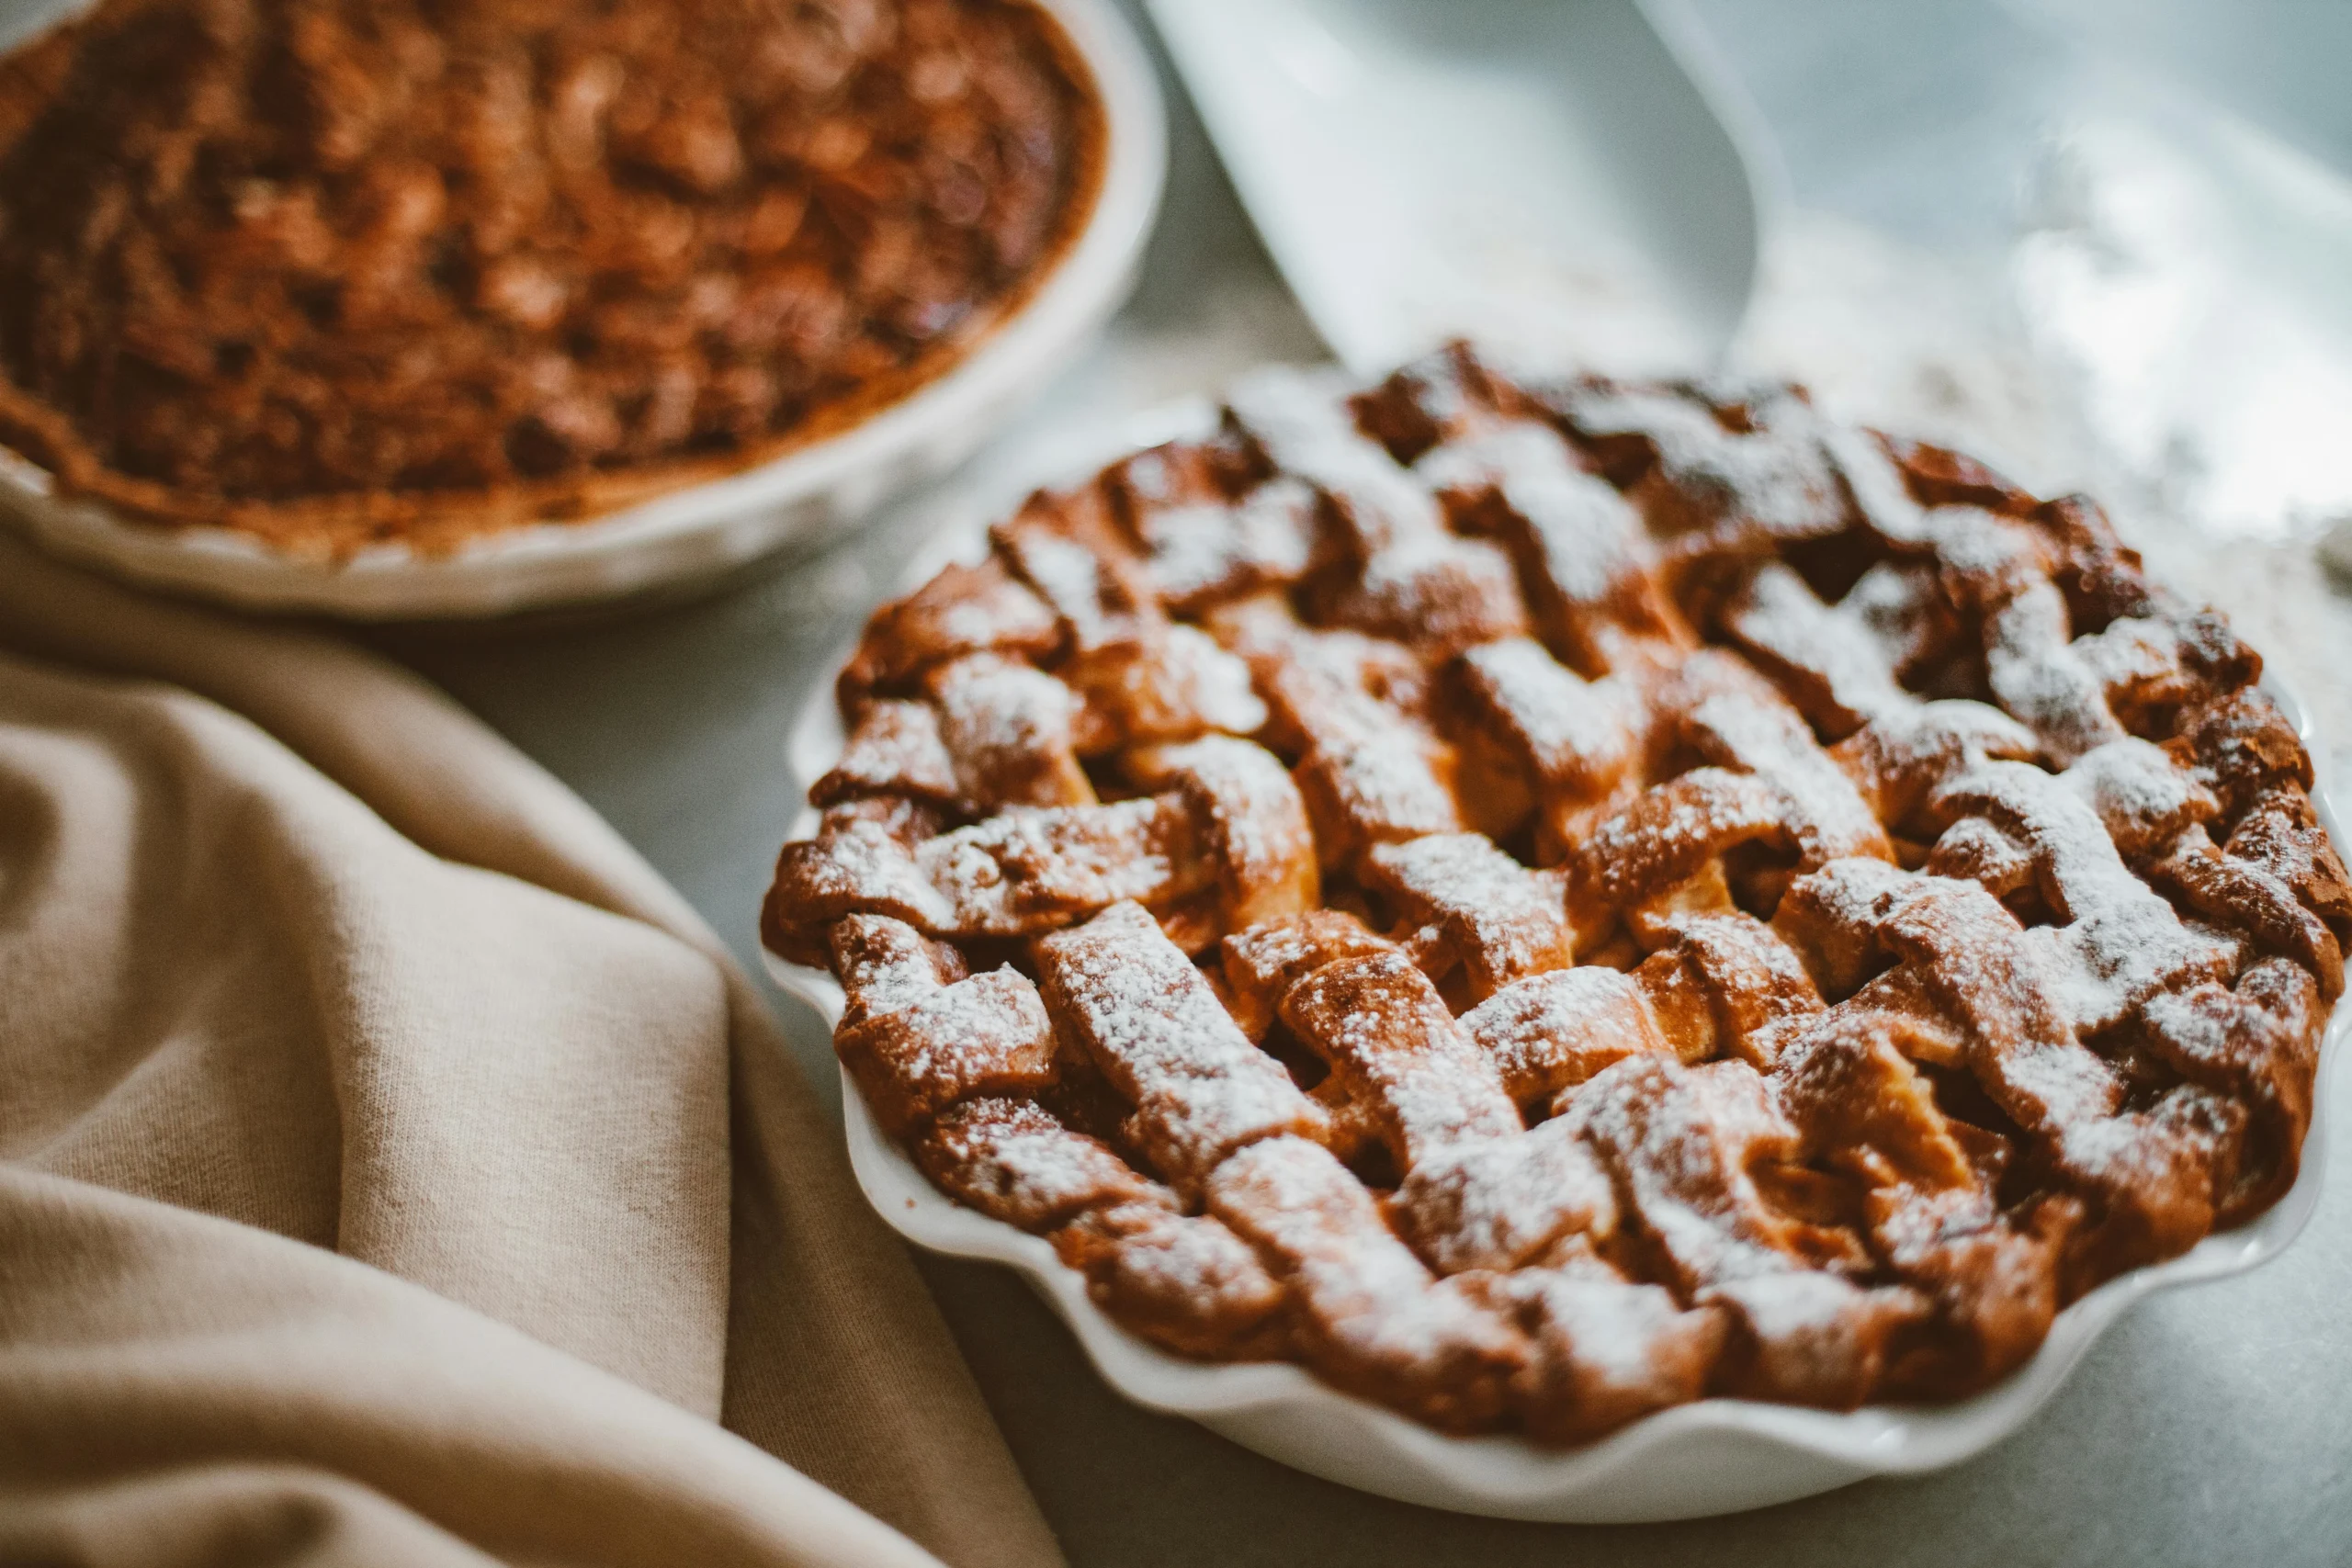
[1723,560,1908,733]
[1283,950,1523,1164]
[1463,966,1667,1104]
[1566,1053,1916,1403]
[1456,637,1640,798]
[1038,901,1323,1188]
[819,699,961,806]
[920,1099,1160,1230]
[1419,419,1649,614]
[1390,1117,1617,1276]
[1931,757,2236,1032]
[1207,1135,1524,1421]
[929,654,1092,809]
[836,967,1057,1134]
[1141,736,1318,927]
[915,795,1207,935]
[830,912,954,1026]
[1679,663,1890,864]
[1556,380,1846,544]
[1227,366,1447,547]
[1133,477,1318,610]
[1984,582,2129,766]
[1367,832,1574,998]
[2060,737,2218,856]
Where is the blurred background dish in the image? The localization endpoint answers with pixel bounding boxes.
[0,0,1164,618]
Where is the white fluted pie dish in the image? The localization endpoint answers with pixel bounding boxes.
[757,400,2341,1524]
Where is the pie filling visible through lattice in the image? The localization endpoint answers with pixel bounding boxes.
[762,342,2346,1443]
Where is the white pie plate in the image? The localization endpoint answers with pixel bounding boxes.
[0,0,1162,620]
[758,401,2343,1523]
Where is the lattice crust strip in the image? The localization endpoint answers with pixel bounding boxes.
[763,342,2347,1441]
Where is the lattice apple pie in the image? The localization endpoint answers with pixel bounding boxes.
[762,343,2345,1442]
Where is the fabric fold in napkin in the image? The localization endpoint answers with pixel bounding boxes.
[0,533,1064,1568]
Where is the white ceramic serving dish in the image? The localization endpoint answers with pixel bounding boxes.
[758,400,2342,1522]
[0,0,1163,620]
[1143,0,1781,378]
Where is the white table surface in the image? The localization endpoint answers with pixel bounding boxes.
[369,3,2352,1560]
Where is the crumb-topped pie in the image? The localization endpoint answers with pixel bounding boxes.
[0,0,1102,554]
[762,342,2345,1442]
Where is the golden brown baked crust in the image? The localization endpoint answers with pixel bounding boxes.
[763,342,2346,1440]
[0,0,1104,555]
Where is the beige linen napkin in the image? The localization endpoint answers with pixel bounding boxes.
[0,533,1065,1568]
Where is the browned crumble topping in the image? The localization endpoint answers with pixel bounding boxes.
[0,0,1102,551]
